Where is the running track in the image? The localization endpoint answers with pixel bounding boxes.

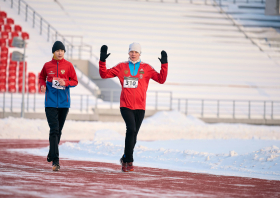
[0,139,280,197]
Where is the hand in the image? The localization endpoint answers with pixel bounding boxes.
[100,45,111,62]
[58,79,65,86]
[158,50,168,64]
[41,85,46,93]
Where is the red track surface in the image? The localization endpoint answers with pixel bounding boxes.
[0,139,280,197]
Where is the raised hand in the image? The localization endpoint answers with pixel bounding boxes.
[100,45,111,62]
[158,50,168,64]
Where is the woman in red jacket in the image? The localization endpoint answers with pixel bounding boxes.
[99,43,168,172]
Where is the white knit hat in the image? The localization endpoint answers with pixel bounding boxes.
[128,42,141,54]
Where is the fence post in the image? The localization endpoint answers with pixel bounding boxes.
[79,46,81,59]
[18,0,20,15]
[233,100,235,118]
[27,92,29,111]
[217,100,219,118]
[11,0,13,8]
[185,99,188,115]
[95,91,98,111]
[110,90,113,109]
[86,95,89,113]
[80,95,83,112]
[71,45,73,59]
[271,101,273,119]
[155,91,158,110]
[33,11,35,28]
[25,4,28,21]
[170,91,172,110]
[178,99,180,111]
[248,101,251,119]
[201,100,204,118]
[40,17,42,35]
[3,93,5,118]
[33,93,36,112]
[263,101,266,119]
[11,93,13,112]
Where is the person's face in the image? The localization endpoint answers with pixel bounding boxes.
[54,49,65,60]
[129,51,140,62]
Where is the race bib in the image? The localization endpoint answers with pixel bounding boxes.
[124,76,138,88]
[52,77,64,90]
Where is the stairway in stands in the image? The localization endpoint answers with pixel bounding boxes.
[2,0,280,101]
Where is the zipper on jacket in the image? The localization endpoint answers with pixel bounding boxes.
[56,61,58,108]
[133,63,136,110]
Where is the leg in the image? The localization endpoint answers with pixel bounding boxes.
[120,107,136,163]
[45,107,59,164]
[57,108,69,144]
[132,109,145,151]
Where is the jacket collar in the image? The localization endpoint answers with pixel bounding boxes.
[51,57,65,64]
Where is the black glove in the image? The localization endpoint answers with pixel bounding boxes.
[158,50,167,64]
[100,45,111,62]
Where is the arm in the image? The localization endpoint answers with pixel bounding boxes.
[65,63,78,87]
[150,63,168,84]
[151,50,168,84]
[99,61,121,79]
[39,64,47,88]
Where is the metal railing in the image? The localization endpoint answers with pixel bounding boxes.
[132,0,265,4]
[172,98,280,119]
[4,0,93,59]
[1,91,279,120]
[0,92,97,114]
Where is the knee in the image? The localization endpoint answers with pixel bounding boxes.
[49,128,59,136]
[126,126,136,135]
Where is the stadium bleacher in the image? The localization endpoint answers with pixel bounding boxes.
[0,9,33,94]
[0,0,279,121]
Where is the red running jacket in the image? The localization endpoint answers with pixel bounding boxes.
[39,58,78,108]
[99,60,168,110]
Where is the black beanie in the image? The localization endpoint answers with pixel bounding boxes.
[52,41,66,53]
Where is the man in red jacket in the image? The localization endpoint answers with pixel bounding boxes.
[39,41,78,171]
[99,43,168,172]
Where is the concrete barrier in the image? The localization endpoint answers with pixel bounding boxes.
[1,110,279,125]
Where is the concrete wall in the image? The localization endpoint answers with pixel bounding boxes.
[70,59,121,102]
[0,111,98,121]
[69,59,89,75]
[265,0,280,15]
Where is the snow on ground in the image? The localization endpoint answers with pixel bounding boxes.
[1,111,280,180]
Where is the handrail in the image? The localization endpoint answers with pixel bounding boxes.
[1,91,279,120]
[129,0,265,4]
[5,0,93,59]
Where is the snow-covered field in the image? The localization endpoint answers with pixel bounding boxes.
[1,111,280,180]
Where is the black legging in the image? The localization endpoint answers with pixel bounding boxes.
[45,107,69,164]
[120,107,145,163]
